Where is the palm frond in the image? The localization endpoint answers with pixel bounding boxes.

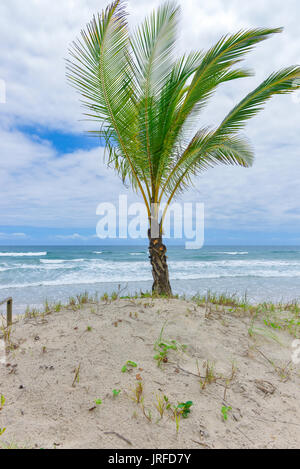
[151,51,203,193]
[217,66,300,136]
[130,1,180,96]
[66,0,151,214]
[129,1,180,194]
[159,66,300,203]
[162,28,283,160]
[160,132,254,201]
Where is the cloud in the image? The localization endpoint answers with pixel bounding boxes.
[0,128,139,228]
[55,233,88,240]
[0,0,300,240]
[0,0,299,132]
[1,125,299,236]
[0,232,28,239]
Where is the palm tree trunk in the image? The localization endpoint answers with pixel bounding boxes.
[148,229,172,296]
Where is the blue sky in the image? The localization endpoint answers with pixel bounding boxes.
[0,0,300,246]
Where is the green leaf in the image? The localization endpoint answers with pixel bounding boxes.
[221,405,232,421]
[126,361,137,368]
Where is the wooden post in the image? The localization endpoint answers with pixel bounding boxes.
[7,298,12,327]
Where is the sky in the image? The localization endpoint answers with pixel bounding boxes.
[0,0,300,246]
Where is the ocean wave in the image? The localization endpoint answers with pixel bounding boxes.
[212,251,249,255]
[40,259,84,264]
[171,259,300,268]
[270,250,300,253]
[93,251,103,254]
[40,259,64,264]
[2,270,300,290]
[0,252,47,257]
[0,264,75,271]
[0,276,153,290]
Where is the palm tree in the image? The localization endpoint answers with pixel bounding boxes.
[67,0,299,296]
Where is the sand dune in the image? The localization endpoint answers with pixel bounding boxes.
[0,297,299,449]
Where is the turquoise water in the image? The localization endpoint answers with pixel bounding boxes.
[0,245,300,312]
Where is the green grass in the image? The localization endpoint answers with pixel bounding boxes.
[192,290,249,308]
[190,291,300,338]
[19,290,300,341]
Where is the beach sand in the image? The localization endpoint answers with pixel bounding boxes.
[0,297,299,449]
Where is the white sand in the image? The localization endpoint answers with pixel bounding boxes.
[0,298,299,449]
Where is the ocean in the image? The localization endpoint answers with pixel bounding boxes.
[0,245,300,314]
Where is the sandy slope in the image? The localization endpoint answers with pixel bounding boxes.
[0,298,299,449]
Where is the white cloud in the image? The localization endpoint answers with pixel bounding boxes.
[0,232,28,239]
[0,0,299,131]
[56,233,88,240]
[0,0,300,236]
[0,126,299,234]
[0,128,139,228]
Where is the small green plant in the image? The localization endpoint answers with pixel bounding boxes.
[177,401,193,418]
[153,322,186,367]
[131,382,144,404]
[176,401,193,419]
[24,307,40,319]
[154,340,179,366]
[0,395,5,411]
[174,411,180,434]
[170,400,193,434]
[44,299,50,313]
[198,360,217,389]
[141,397,152,422]
[86,326,92,332]
[111,291,118,301]
[101,293,109,302]
[164,395,171,410]
[95,399,102,405]
[0,324,11,343]
[121,360,138,372]
[248,311,258,337]
[264,319,281,330]
[69,296,77,306]
[77,292,89,305]
[112,389,121,397]
[221,405,232,421]
[54,302,62,312]
[155,394,167,419]
[0,395,6,437]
